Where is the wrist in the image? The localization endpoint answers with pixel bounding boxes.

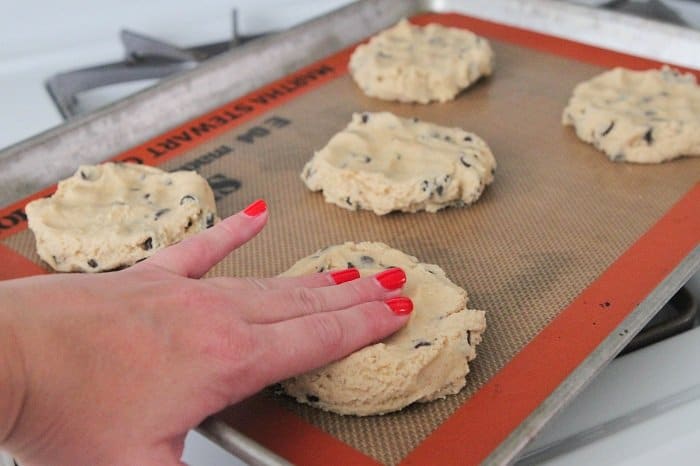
[0,285,28,449]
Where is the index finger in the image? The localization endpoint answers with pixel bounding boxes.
[144,199,268,278]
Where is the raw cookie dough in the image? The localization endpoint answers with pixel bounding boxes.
[349,19,494,103]
[25,162,219,272]
[562,66,700,163]
[301,112,496,215]
[281,242,486,416]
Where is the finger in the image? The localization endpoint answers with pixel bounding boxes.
[252,297,413,385]
[144,199,268,278]
[207,267,361,292]
[241,268,406,323]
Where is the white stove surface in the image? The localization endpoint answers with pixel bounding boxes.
[1,1,699,465]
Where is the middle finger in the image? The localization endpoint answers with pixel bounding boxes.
[241,267,406,323]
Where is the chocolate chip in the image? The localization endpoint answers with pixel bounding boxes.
[414,341,432,349]
[52,255,61,265]
[318,266,325,273]
[80,170,90,180]
[466,331,472,345]
[205,212,215,228]
[345,196,352,206]
[364,156,371,163]
[463,135,472,142]
[421,180,429,191]
[361,113,369,124]
[436,185,444,196]
[306,394,320,403]
[87,259,98,268]
[644,128,654,145]
[460,156,471,168]
[360,255,374,265]
[154,208,170,220]
[347,262,355,269]
[142,237,153,250]
[412,117,419,123]
[144,193,151,199]
[185,219,193,230]
[601,121,615,136]
[180,194,197,205]
[443,135,453,142]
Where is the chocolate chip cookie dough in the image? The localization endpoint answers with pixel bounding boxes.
[349,19,494,103]
[25,162,219,272]
[562,66,700,163]
[301,112,496,215]
[281,242,486,416]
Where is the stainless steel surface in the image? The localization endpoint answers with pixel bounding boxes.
[1,0,698,464]
[601,0,690,25]
[197,418,291,466]
[516,378,700,465]
[45,10,267,120]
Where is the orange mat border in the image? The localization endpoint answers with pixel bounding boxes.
[1,12,698,466]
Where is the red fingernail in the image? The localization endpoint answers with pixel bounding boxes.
[243,199,267,217]
[375,267,406,290]
[330,268,360,285]
[385,297,413,316]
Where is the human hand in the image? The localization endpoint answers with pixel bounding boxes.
[0,199,412,466]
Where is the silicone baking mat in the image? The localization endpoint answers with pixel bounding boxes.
[1,12,698,466]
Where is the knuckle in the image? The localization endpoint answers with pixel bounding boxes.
[246,278,271,291]
[311,315,346,354]
[346,279,375,302]
[177,283,224,310]
[291,287,326,314]
[361,302,389,335]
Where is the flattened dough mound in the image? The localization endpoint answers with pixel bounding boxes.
[301,112,496,215]
[26,162,219,272]
[281,242,486,416]
[562,66,700,163]
[349,19,494,103]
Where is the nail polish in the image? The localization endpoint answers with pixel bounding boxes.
[375,267,406,290]
[330,268,360,285]
[385,297,413,316]
[243,199,267,217]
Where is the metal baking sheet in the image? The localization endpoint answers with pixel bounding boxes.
[1,1,699,465]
